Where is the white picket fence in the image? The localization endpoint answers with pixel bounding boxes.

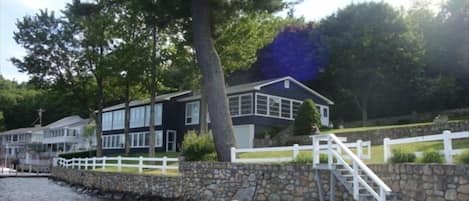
[231,138,371,163]
[383,130,469,164]
[54,156,179,174]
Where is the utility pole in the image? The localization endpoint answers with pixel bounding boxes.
[37,108,45,126]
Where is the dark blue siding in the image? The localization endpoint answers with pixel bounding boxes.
[259,81,330,105]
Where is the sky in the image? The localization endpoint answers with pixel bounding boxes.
[0,0,434,83]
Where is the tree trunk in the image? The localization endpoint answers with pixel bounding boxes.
[95,77,104,157]
[124,80,131,154]
[148,25,158,158]
[200,82,209,134]
[191,0,237,161]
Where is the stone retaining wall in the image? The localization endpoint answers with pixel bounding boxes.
[51,163,469,201]
[258,120,469,146]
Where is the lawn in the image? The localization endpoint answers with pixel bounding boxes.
[238,138,469,164]
[322,120,464,134]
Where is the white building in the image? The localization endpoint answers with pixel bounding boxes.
[0,125,43,159]
[42,116,95,154]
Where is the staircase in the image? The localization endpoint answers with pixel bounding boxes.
[312,134,401,201]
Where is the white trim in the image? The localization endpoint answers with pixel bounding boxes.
[228,93,253,117]
[254,76,334,105]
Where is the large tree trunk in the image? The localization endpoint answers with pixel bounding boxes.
[191,0,237,161]
[95,77,104,157]
[148,25,158,158]
[200,82,209,134]
[124,80,131,154]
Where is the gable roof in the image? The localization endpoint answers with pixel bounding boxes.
[45,115,89,129]
[178,76,334,105]
[102,90,191,112]
[0,126,44,136]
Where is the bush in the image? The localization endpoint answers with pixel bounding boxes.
[294,99,321,135]
[389,149,416,163]
[181,131,217,161]
[59,150,96,159]
[291,152,313,164]
[456,150,469,164]
[419,150,444,164]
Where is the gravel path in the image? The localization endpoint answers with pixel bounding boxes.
[0,178,105,201]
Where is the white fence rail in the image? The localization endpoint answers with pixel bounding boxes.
[383,130,469,163]
[55,156,179,174]
[231,138,371,163]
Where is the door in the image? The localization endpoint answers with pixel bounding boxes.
[233,124,255,148]
[166,130,177,152]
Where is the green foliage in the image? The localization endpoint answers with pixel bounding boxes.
[389,149,416,163]
[181,131,216,161]
[59,150,97,159]
[291,152,312,164]
[255,125,287,139]
[456,150,469,165]
[419,150,444,164]
[294,99,321,135]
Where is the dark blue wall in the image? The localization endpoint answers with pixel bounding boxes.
[259,80,330,105]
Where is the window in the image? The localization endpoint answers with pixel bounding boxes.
[281,99,292,118]
[185,101,200,125]
[268,97,280,116]
[323,107,328,118]
[112,110,125,130]
[145,104,163,126]
[284,80,290,88]
[229,96,239,116]
[292,101,302,118]
[155,131,163,147]
[240,94,252,115]
[256,95,268,115]
[102,112,113,131]
[130,106,145,128]
[102,134,124,149]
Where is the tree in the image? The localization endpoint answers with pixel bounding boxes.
[319,2,424,125]
[294,99,321,135]
[191,0,286,161]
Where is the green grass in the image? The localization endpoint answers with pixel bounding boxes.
[238,139,469,164]
[323,120,464,134]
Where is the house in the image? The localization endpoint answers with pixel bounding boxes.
[0,125,43,159]
[100,76,333,154]
[42,115,95,154]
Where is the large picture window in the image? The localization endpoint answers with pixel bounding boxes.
[255,93,303,120]
[185,101,200,125]
[145,104,163,126]
[130,106,145,128]
[112,110,125,130]
[102,112,113,131]
[102,134,124,149]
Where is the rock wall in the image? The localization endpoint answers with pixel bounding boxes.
[257,120,469,146]
[369,164,469,201]
[51,163,469,201]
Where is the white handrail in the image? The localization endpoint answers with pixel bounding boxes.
[313,134,391,201]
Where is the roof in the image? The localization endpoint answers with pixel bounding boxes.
[102,90,191,112]
[45,115,89,129]
[0,126,44,136]
[178,76,334,105]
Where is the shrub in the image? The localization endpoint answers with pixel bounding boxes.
[59,150,96,159]
[456,150,469,164]
[419,150,444,164]
[181,131,217,161]
[389,149,416,163]
[294,99,321,135]
[291,152,312,164]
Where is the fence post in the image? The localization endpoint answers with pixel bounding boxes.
[78,159,81,170]
[312,136,320,167]
[117,156,122,172]
[352,161,359,200]
[85,158,88,170]
[102,156,106,170]
[92,157,96,170]
[356,140,363,159]
[162,156,167,174]
[328,136,333,169]
[71,158,75,169]
[443,130,453,164]
[383,138,390,163]
[293,144,300,159]
[138,156,143,174]
[230,147,236,163]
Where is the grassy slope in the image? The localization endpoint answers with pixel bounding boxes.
[323,120,464,134]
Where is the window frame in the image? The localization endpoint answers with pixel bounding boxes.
[255,92,306,121]
[228,93,253,117]
[185,101,200,125]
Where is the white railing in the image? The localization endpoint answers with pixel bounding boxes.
[55,156,178,174]
[313,134,391,201]
[231,138,371,163]
[383,130,469,163]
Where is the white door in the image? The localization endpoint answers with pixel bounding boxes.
[233,124,255,148]
[166,130,177,152]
